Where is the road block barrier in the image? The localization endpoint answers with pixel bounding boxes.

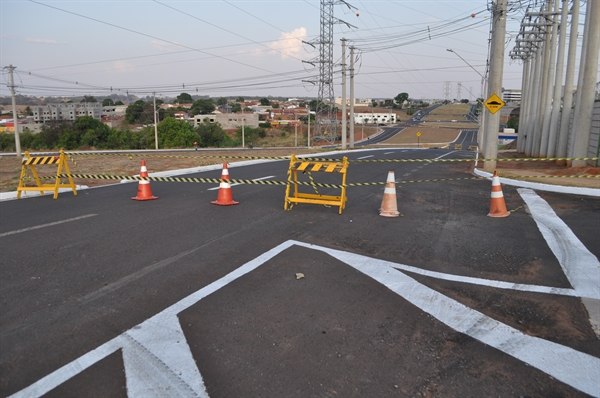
[17,150,77,199]
[454,143,463,150]
[284,154,348,214]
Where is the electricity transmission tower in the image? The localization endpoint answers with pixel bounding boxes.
[303,0,356,144]
[443,81,452,102]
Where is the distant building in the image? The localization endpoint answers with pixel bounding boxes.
[335,98,371,107]
[32,103,102,123]
[353,112,396,125]
[502,89,521,104]
[193,113,259,129]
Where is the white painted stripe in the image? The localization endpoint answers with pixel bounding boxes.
[384,152,395,155]
[384,187,396,194]
[290,241,600,396]
[139,180,150,185]
[357,155,374,159]
[121,313,208,397]
[518,188,600,299]
[0,214,98,238]
[490,191,504,198]
[208,175,275,190]
[12,238,599,397]
[9,241,295,398]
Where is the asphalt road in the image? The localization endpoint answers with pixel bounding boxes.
[1,148,599,397]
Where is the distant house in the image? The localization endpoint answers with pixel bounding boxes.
[192,113,259,129]
[174,111,189,120]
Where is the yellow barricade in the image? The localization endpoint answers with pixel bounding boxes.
[454,143,463,150]
[17,149,77,199]
[284,154,348,214]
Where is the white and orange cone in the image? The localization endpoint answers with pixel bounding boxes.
[132,160,158,201]
[379,171,400,217]
[211,163,239,206]
[488,170,509,217]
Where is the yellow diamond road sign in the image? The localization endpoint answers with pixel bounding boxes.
[485,93,505,114]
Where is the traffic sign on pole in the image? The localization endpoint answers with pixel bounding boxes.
[484,93,505,114]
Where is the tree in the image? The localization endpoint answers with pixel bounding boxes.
[190,99,215,115]
[217,97,228,106]
[175,92,193,104]
[271,102,280,109]
[195,118,231,147]
[231,103,241,113]
[506,116,519,133]
[154,117,197,148]
[102,98,114,106]
[236,97,245,103]
[80,95,97,103]
[394,92,409,107]
[259,98,271,106]
[114,100,124,105]
[125,100,154,124]
[23,106,33,116]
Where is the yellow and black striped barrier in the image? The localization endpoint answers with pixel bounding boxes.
[64,151,598,164]
[55,173,598,190]
[18,150,77,199]
[284,155,349,214]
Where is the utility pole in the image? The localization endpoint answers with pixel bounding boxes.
[341,38,347,149]
[483,0,507,172]
[556,0,579,165]
[153,92,159,150]
[571,0,599,167]
[6,65,22,157]
[349,45,355,148]
[546,0,569,157]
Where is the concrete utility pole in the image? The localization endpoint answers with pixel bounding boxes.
[341,38,347,150]
[571,0,599,167]
[546,0,569,157]
[483,0,507,172]
[533,1,552,157]
[349,45,355,148]
[6,65,22,157]
[153,92,159,150]
[556,0,579,165]
[539,0,559,157]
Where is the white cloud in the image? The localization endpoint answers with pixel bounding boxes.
[113,60,135,73]
[268,27,307,59]
[150,39,182,52]
[24,38,59,44]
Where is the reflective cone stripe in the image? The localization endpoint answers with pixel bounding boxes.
[211,163,239,206]
[488,170,509,217]
[379,171,400,217]
[132,160,158,201]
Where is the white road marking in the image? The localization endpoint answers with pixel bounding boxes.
[384,152,395,155]
[208,175,274,190]
[357,155,374,159]
[0,214,98,238]
[519,188,600,335]
[12,221,600,397]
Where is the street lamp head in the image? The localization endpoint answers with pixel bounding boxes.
[446,49,454,52]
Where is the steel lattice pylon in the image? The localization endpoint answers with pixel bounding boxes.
[304,0,355,145]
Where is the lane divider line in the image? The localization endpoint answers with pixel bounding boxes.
[0,214,98,238]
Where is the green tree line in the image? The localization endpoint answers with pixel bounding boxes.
[0,116,235,151]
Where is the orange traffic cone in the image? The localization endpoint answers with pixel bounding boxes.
[132,160,158,201]
[211,163,239,206]
[379,171,400,217]
[488,170,509,217]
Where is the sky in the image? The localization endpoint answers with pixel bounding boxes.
[0,0,586,102]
